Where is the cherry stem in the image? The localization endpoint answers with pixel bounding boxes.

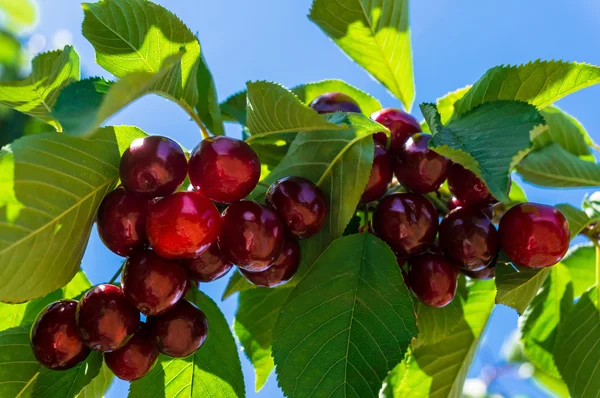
[108,262,125,285]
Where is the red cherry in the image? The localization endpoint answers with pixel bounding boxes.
[448,196,464,211]
[309,92,361,114]
[265,177,328,239]
[240,237,300,287]
[119,136,187,198]
[447,164,496,206]
[371,108,421,153]
[104,323,159,381]
[146,192,221,259]
[394,134,449,193]
[372,193,439,257]
[373,132,388,147]
[361,144,393,203]
[463,260,497,280]
[407,254,458,308]
[30,300,90,370]
[499,203,570,268]
[219,201,285,272]
[148,300,208,358]
[77,285,139,352]
[188,136,261,204]
[180,242,233,282]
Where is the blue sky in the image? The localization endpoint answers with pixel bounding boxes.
[25,0,600,396]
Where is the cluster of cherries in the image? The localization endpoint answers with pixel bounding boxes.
[30,134,329,380]
[309,92,571,308]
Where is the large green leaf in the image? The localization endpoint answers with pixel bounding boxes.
[33,352,103,398]
[0,325,39,398]
[76,362,114,398]
[222,271,255,300]
[562,243,597,298]
[534,105,595,159]
[309,0,415,110]
[0,0,36,27]
[556,203,598,238]
[495,264,551,315]
[272,234,417,398]
[0,126,146,303]
[220,91,247,125]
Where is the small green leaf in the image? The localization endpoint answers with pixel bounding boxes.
[534,105,595,159]
[33,351,103,398]
[222,271,255,300]
[556,203,597,238]
[561,243,597,298]
[76,362,114,398]
[0,325,40,398]
[508,179,528,203]
[220,91,247,125]
[495,264,551,315]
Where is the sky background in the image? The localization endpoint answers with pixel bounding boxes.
[19,0,600,396]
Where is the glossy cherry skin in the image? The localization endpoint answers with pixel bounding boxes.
[372,193,438,257]
[122,250,188,316]
[119,136,187,198]
[447,163,496,206]
[188,136,261,204]
[309,92,361,114]
[30,300,90,370]
[361,144,393,203]
[463,260,496,280]
[148,300,208,358]
[104,323,159,381]
[448,196,464,211]
[240,237,300,287]
[499,203,570,268]
[439,207,499,271]
[146,191,221,259]
[219,201,285,271]
[180,242,233,282]
[394,134,449,194]
[371,108,421,153]
[77,284,139,352]
[407,254,458,308]
[266,177,328,239]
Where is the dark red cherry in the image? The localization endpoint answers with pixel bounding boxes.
[361,144,393,203]
[240,237,300,287]
[371,108,421,153]
[372,193,438,257]
[30,300,90,370]
[188,136,261,204]
[219,201,284,272]
[146,191,221,259]
[439,207,499,271]
[104,323,159,381]
[148,300,208,358]
[448,196,463,211]
[180,242,233,282]
[499,203,570,268]
[373,132,388,147]
[77,284,139,352]
[407,254,458,308]
[119,136,187,198]
[394,134,449,193]
[122,250,188,316]
[447,163,496,206]
[309,92,361,114]
[265,177,328,239]
[463,260,497,280]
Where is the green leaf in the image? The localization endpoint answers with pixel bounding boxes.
[195,53,224,135]
[0,0,36,27]
[76,362,114,398]
[534,105,595,159]
[556,203,597,238]
[33,351,103,398]
[0,31,21,66]
[435,86,471,124]
[508,178,528,203]
[309,0,415,110]
[220,91,247,125]
[0,126,147,303]
[0,325,40,398]
[0,46,80,130]
[234,287,292,391]
[533,368,570,398]
[495,264,551,315]
[272,233,417,398]
[562,243,597,298]
[222,271,255,300]
[129,289,245,398]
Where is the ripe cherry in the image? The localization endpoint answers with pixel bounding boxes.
[447,163,496,206]
[361,144,393,203]
[219,201,284,272]
[188,136,261,204]
[122,250,188,316]
[499,203,570,268]
[371,108,421,153]
[30,300,90,370]
[394,134,449,193]
[448,196,464,211]
[180,242,233,282]
[146,191,221,259]
[463,260,497,280]
[407,254,458,308]
[309,92,361,114]
[148,300,208,358]
[266,177,328,239]
[240,237,300,287]
[119,136,187,198]
[372,193,438,257]
[104,323,159,381]
[439,207,499,271]
[77,284,139,352]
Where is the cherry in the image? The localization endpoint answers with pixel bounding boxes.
[30,300,90,370]
[219,201,284,272]
[240,237,300,287]
[308,92,361,114]
[77,284,139,352]
[119,136,187,198]
[372,193,438,257]
[180,242,233,282]
[463,260,497,280]
[188,136,261,204]
[439,207,499,271]
[394,134,449,193]
[148,300,208,358]
[122,250,188,316]
[447,163,496,206]
[371,108,421,153]
[266,177,328,239]
[373,132,388,147]
[499,203,570,268]
[104,323,159,381]
[448,196,464,211]
[407,254,458,308]
[361,144,393,203]
[146,191,221,259]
